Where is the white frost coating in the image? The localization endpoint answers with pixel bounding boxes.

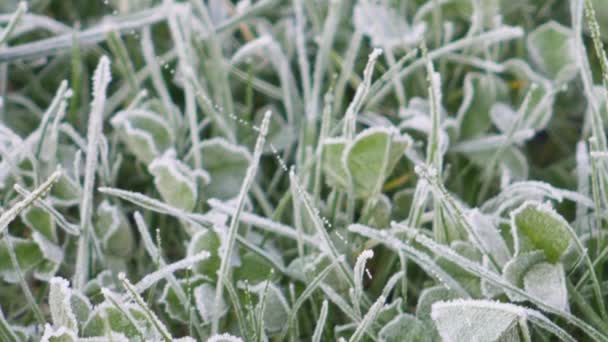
[133,212,161,263]
[482,180,594,214]
[78,332,129,342]
[230,35,273,64]
[322,136,348,146]
[100,289,148,338]
[523,262,569,312]
[75,56,111,290]
[431,299,528,342]
[32,232,63,264]
[432,298,528,320]
[194,283,227,323]
[509,200,572,258]
[451,129,535,153]
[212,111,271,334]
[110,109,175,159]
[149,148,207,211]
[402,223,599,341]
[527,21,576,77]
[348,294,385,342]
[35,80,69,162]
[96,201,134,257]
[320,283,360,323]
[207,333,244,342]
[399,104,451,157]
[118,273,173,340]
[353,249,374,309]
[173,337,197,342]
[468,209,511,267]
[0,169,62,236]
[350,223,469,297]
[281,254,342,339]
[509,200,603,314]
[131,251,210,295]
[289,169,352,282]
[40,324,77,342]
[226,31,295,123]
[343,48,383,139]
[370,26,523,106]
[431,299,576,342]
[354,1,425,48]
[198,137,253,163]
[153,149,210,185]
[312,300,329,342]
[308,0,341,121]
[0,2,28,46]
[294,0,311,105]
[426,57,444,171]
[49,277,77,332]
[491,102,517,133]
[575,141,591,231]
[342,127,411,167]
[98,187,218,228]
[15,184,79,236]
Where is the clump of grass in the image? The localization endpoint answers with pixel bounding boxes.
[2,0,608,341]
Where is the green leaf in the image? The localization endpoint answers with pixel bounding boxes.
[469,209,511,267]
[194,283,228,323]
[345,127,411,198]
[149,149,208,211]
[95,201,135,258]
[159,276,206,323]
[379,313,430,342]
[431,299,530,342]
[523,262,569,311]
[34,258,61,282]
[457,73,509,139]
[368,194,391,228]
[111,109,174,164]
[322,138,348,190]
[21,206,57,242]
[187,230,222,281]
[511,201,572,262]
[353,1,425,48]
[49,277,78,331]
[31,232,63,281]
[527,21,577,81]
[502,251,546,302]
[234,251,274,283]
[50,176,80,208]
[0,236,44,283]
[249,281,290,335]
[41,325,77,342]
[84,270,117,298]
[490,84,556,133]
[416,285,459,340]
[376,298,402,325]
[70,292,92,327]
[191,138,251,200]
[83,303,152,338]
